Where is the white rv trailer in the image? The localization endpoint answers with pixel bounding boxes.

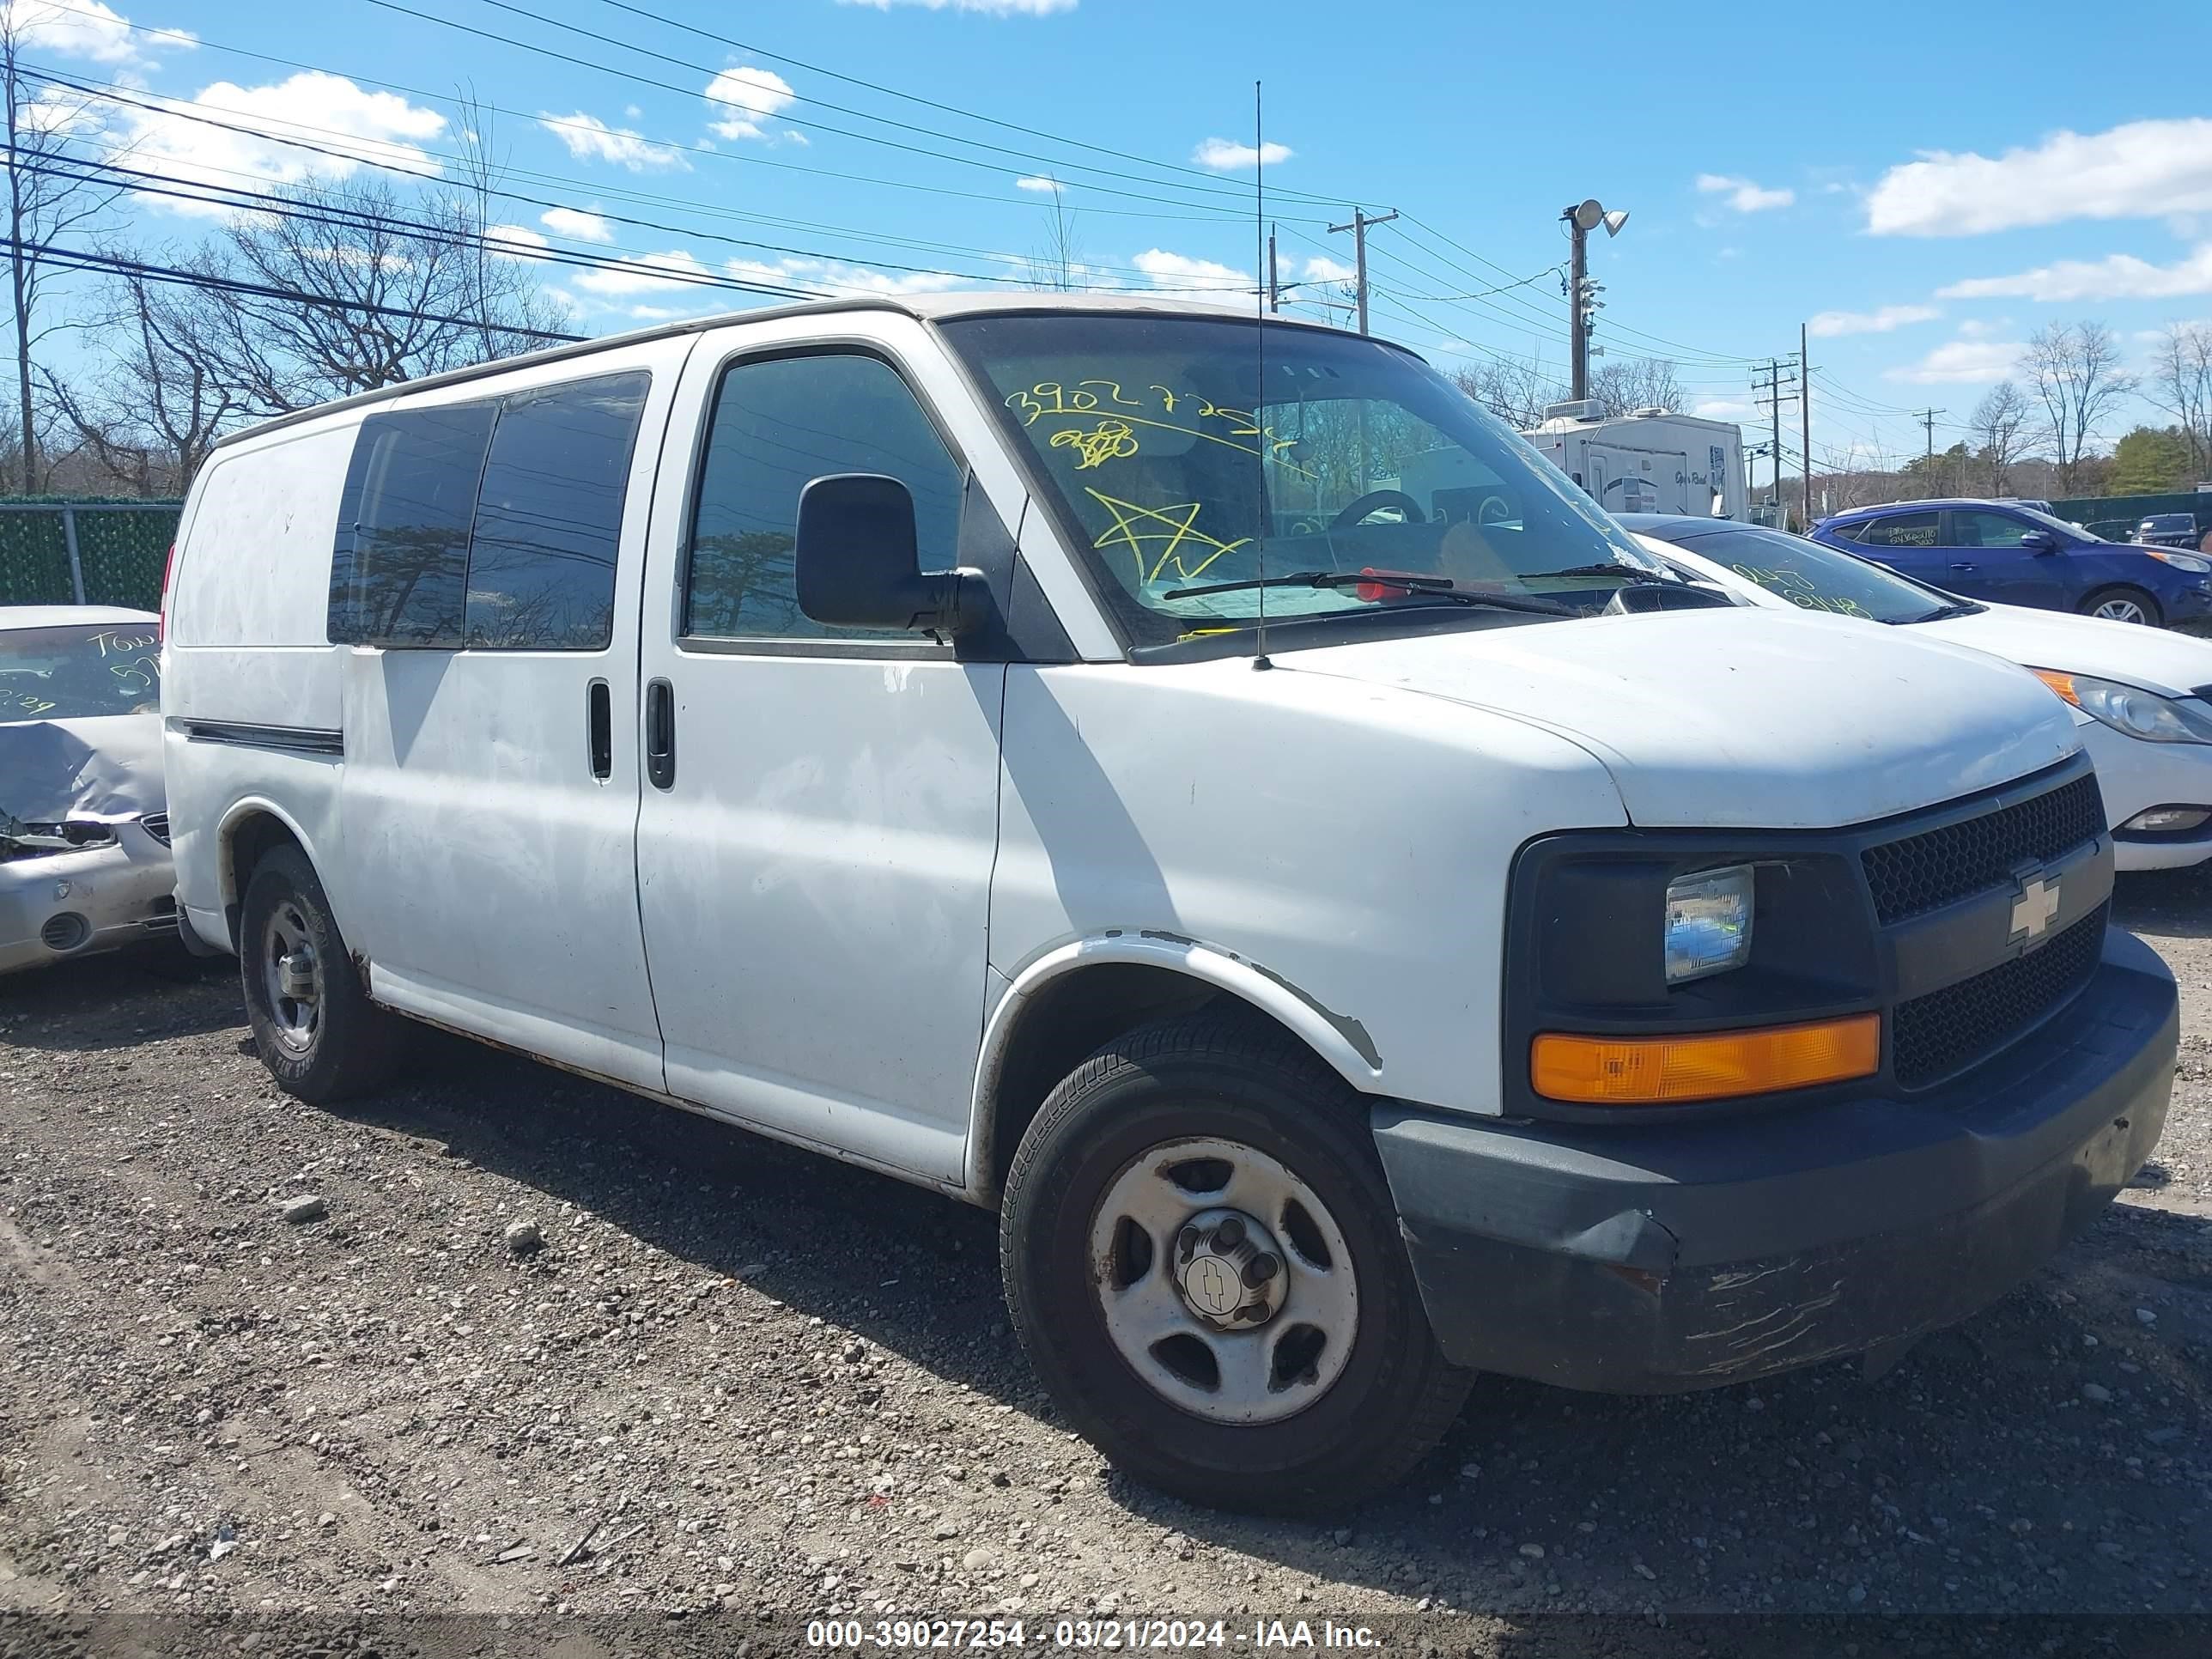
[1522,401,1747,520]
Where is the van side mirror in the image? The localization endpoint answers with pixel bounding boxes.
[2021,529,2058,554]
[795,473,981,635]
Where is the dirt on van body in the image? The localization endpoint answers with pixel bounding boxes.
[4,874,2212,1657]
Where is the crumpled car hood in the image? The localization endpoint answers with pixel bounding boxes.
[0,714,166,826]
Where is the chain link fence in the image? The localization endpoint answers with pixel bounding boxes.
[0,501,184,611]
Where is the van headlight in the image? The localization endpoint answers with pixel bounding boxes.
[2031,669,2212,744]
[1665,866,1753,983]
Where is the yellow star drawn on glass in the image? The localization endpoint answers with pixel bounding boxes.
[1086,489,1252,586]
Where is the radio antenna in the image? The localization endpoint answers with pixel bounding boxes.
[1252,78,1272,672]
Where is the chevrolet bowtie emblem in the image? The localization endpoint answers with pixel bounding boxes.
[2010,872,2062,942]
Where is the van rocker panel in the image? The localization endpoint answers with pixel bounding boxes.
[1372,925,2175,1393]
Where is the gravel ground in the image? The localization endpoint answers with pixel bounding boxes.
[4,872,2212,1656]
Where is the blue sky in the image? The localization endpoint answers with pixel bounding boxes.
[19,0,2212,471]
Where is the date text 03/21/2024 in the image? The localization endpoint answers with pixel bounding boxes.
[805,1619,1384,1650]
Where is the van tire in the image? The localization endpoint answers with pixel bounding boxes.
[1000,1011,1469,1513]
[239,845,403,1103]
[2078,586,2160,627]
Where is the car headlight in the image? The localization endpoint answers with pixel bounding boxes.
[2146,550,2212,574]
[2031,669,2212,744]
[1665,865,1753,983]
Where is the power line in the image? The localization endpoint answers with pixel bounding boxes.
[3,237,587,339]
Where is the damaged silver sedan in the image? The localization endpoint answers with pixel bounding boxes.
[1,606,178,974]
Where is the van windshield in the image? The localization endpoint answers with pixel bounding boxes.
[941,313,1666,647]
[0,623,162,722]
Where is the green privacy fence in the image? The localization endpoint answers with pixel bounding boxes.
[2047,489,2211,543]
[0,501,184,611]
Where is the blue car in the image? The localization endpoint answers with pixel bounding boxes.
[1812,498,2212,629]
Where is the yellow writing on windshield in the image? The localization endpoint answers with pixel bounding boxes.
[1050,419,1139,471]
[1731,563,1874,620]
[1086,488,1252,586]
[1008,381,1312,477]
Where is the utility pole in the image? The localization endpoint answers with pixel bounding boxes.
[1328,206,1396,336]
[1750,357,1798,522]
[1799,323,1813,532]
[1267,223,1279,313]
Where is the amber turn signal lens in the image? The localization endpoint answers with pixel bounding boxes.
[1530,1014,1881,1105]
[2032,668,2079,706]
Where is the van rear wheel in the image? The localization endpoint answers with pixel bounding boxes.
[240,845,404,1103]
[1000,1011,1469,1513]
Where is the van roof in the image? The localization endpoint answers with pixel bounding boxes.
[215,291,1354,452]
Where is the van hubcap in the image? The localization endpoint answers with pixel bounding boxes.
[1088,1136,1358,1425]
[262,903,322,1054]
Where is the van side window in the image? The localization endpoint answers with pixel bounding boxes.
[330,403,495,646]
[684,353,963,640]
[465,372,650,649]
[329,371,651,649]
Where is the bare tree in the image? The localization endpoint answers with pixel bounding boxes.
[1018,179,1085,292]
[165,172,567,417]
[1968,379,2033,495]
[2148,320,2212,480]
[40,262,240,494]
[1451,358,1567,430]
[2026,320,2136,494]
[1586,357,1686,418]
[2,4,130,492]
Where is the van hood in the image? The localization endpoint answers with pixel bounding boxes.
[1286,609,2081,830]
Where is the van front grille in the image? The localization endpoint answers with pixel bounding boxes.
[1892,903,2106,1089]
[1862,772,2105,926]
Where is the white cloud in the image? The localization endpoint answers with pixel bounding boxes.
[540,206,612,242]
[836,0,1076,12]
[1694,399,1754,419]
[1884,339,2026,385]
[1866,118,2212,236]
[726,255,967,298]
[572,248,714,295]
[100,73,445,215]
[1300,254,1354,283]
[483,223,548,258]
[704,65,796,143]
[1131,248,1249,294]
[1695,173,1794,213]
[1807,303,1941,337]
[1,0,195,67]
[1190,137,1292,172]
[1936,244,2212,303]
[1014,174,1061,192]
[540,111,688,172]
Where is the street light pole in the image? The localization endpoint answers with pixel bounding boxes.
[1562,199,1627,403]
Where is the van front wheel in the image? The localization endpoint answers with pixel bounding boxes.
[240,845,403,1103]
[1000,1012,1469,1512]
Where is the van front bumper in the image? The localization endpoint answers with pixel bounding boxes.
[1372,926,2176,1394]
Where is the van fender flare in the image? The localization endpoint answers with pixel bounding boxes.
[963,931,1384,1201]
[213,794,322,914]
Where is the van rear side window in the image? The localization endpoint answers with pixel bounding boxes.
[328,370,650,650]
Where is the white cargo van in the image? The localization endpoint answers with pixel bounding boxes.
[163,296,2174,1511]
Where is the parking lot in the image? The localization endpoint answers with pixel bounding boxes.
[3,872,2210,1651]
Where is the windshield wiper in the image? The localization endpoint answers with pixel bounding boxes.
[1160,569,1574,617]
[1904,601,1980,623]
[1499,563,1674,585]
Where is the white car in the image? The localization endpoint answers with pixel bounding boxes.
[161,295,2175,1510]
[1,605,179,972]
[1625,514,2212,872]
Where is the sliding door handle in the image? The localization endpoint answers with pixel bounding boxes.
[586,679,612,780]
[645,678,675,790]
